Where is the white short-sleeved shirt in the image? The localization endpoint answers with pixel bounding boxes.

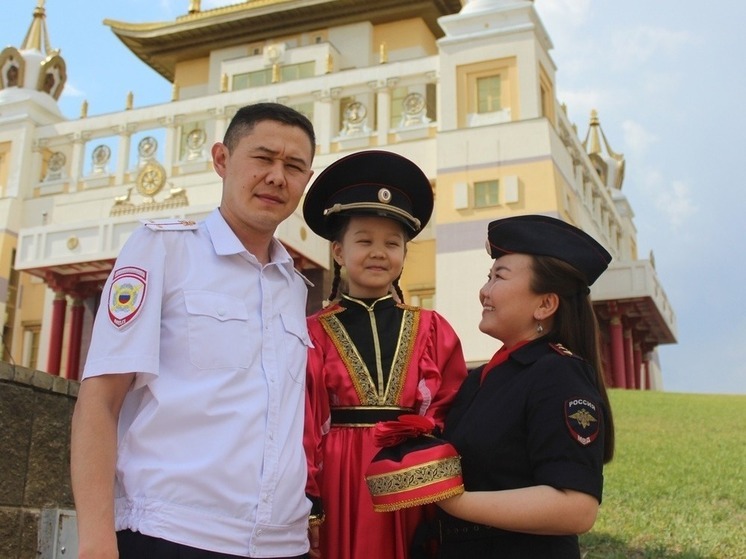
[83,209,313,557]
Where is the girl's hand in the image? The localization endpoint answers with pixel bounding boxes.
[309,525,321,559]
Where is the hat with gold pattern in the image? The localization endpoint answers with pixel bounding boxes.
[365,415,464,512]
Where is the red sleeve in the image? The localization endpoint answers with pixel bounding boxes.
[417,311,468,429]
[303,315,331,501]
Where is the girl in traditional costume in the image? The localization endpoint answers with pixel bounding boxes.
[302,150,467,559]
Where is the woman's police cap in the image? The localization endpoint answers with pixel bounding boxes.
[486,215,612,286]
[303,150,433,240]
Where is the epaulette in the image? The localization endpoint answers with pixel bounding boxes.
[294,268,315,287]
[549,342,575,357]
[141,218,199,231]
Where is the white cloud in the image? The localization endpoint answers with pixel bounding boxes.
[535,0,592,30]
[60,81,84,99]
[202,0,237,9]
[610,26,693,67]
[654,179,697,229]
[622,120,658,156]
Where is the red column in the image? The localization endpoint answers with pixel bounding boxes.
[642,354,651,390]
[633,341,643,390]
[47,292,68,375]
[65,298,85,381]
[609,316,626,389]
[600,335,613,387]
[623,328,635,389]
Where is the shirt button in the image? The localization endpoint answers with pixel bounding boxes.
[217,307,226,316]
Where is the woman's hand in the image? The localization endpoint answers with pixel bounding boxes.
[436,491,466,515]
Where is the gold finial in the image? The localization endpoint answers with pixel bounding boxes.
[126,91,133,110]
[80,99,88,118]
[379,42,388,64]
[271,63,280,84]
[22,0,52,53]
[589,109,599,124]
[171,81,179,101]
[220,73,228,93]
[188,0,201,14]
[325,53,333,74]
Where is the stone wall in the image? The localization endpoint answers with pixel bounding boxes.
[0,361,78,559]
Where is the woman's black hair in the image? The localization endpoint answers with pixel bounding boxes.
[530,254,616,463]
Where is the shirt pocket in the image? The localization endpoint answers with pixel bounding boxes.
[184,290,251,369]
[280,312,312,383]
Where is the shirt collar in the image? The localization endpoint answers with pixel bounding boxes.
[340,293,396,311]
[205,209,297,282]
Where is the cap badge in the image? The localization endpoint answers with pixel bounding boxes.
[378,187,392,204]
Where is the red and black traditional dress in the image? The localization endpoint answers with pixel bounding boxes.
[304,294,467,559]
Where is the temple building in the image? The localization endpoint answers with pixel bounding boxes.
[0,0,676,389]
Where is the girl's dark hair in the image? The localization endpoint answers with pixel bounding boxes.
[325,215,409,303]
[530,254,615,463]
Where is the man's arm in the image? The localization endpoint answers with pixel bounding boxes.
[71,373,135,559]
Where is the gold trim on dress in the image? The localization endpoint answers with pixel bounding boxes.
[319,305,419,405]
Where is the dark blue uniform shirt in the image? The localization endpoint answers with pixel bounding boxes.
[438,338,608,559]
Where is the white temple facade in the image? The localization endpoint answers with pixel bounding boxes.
[0,0,676,389]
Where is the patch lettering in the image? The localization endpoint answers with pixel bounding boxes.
[564,397,600,446]
[108,266,147,328]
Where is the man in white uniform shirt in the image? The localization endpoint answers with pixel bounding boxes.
[71,103,316,559]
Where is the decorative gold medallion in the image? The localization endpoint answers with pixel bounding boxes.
[136,161,166,197]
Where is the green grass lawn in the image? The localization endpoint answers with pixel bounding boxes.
[579,390,746,558]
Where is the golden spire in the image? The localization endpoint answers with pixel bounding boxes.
[325,53,333,74]
[188,0,202,14]
[21,0,52,54]
[379,42,388,64]
[586,109,602,155]
[582,110,626,190]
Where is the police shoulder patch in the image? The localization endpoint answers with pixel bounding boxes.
[550,342,574,356]
[293,268,315,287]
[564,397,600,446]
[108,266,147,328]
[141,218,198,231]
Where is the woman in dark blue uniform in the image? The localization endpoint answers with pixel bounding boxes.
[436,215,616,559]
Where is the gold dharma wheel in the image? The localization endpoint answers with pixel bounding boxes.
[136,161,166,197]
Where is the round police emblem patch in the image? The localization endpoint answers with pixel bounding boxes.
[564,397,600,446]
[108,266,147,328]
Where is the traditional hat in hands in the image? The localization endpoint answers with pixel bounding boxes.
[486,215,612,286]
[365,415,464,512]
[303,150,433,240]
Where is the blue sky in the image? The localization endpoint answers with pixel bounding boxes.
[3,0,745,394]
